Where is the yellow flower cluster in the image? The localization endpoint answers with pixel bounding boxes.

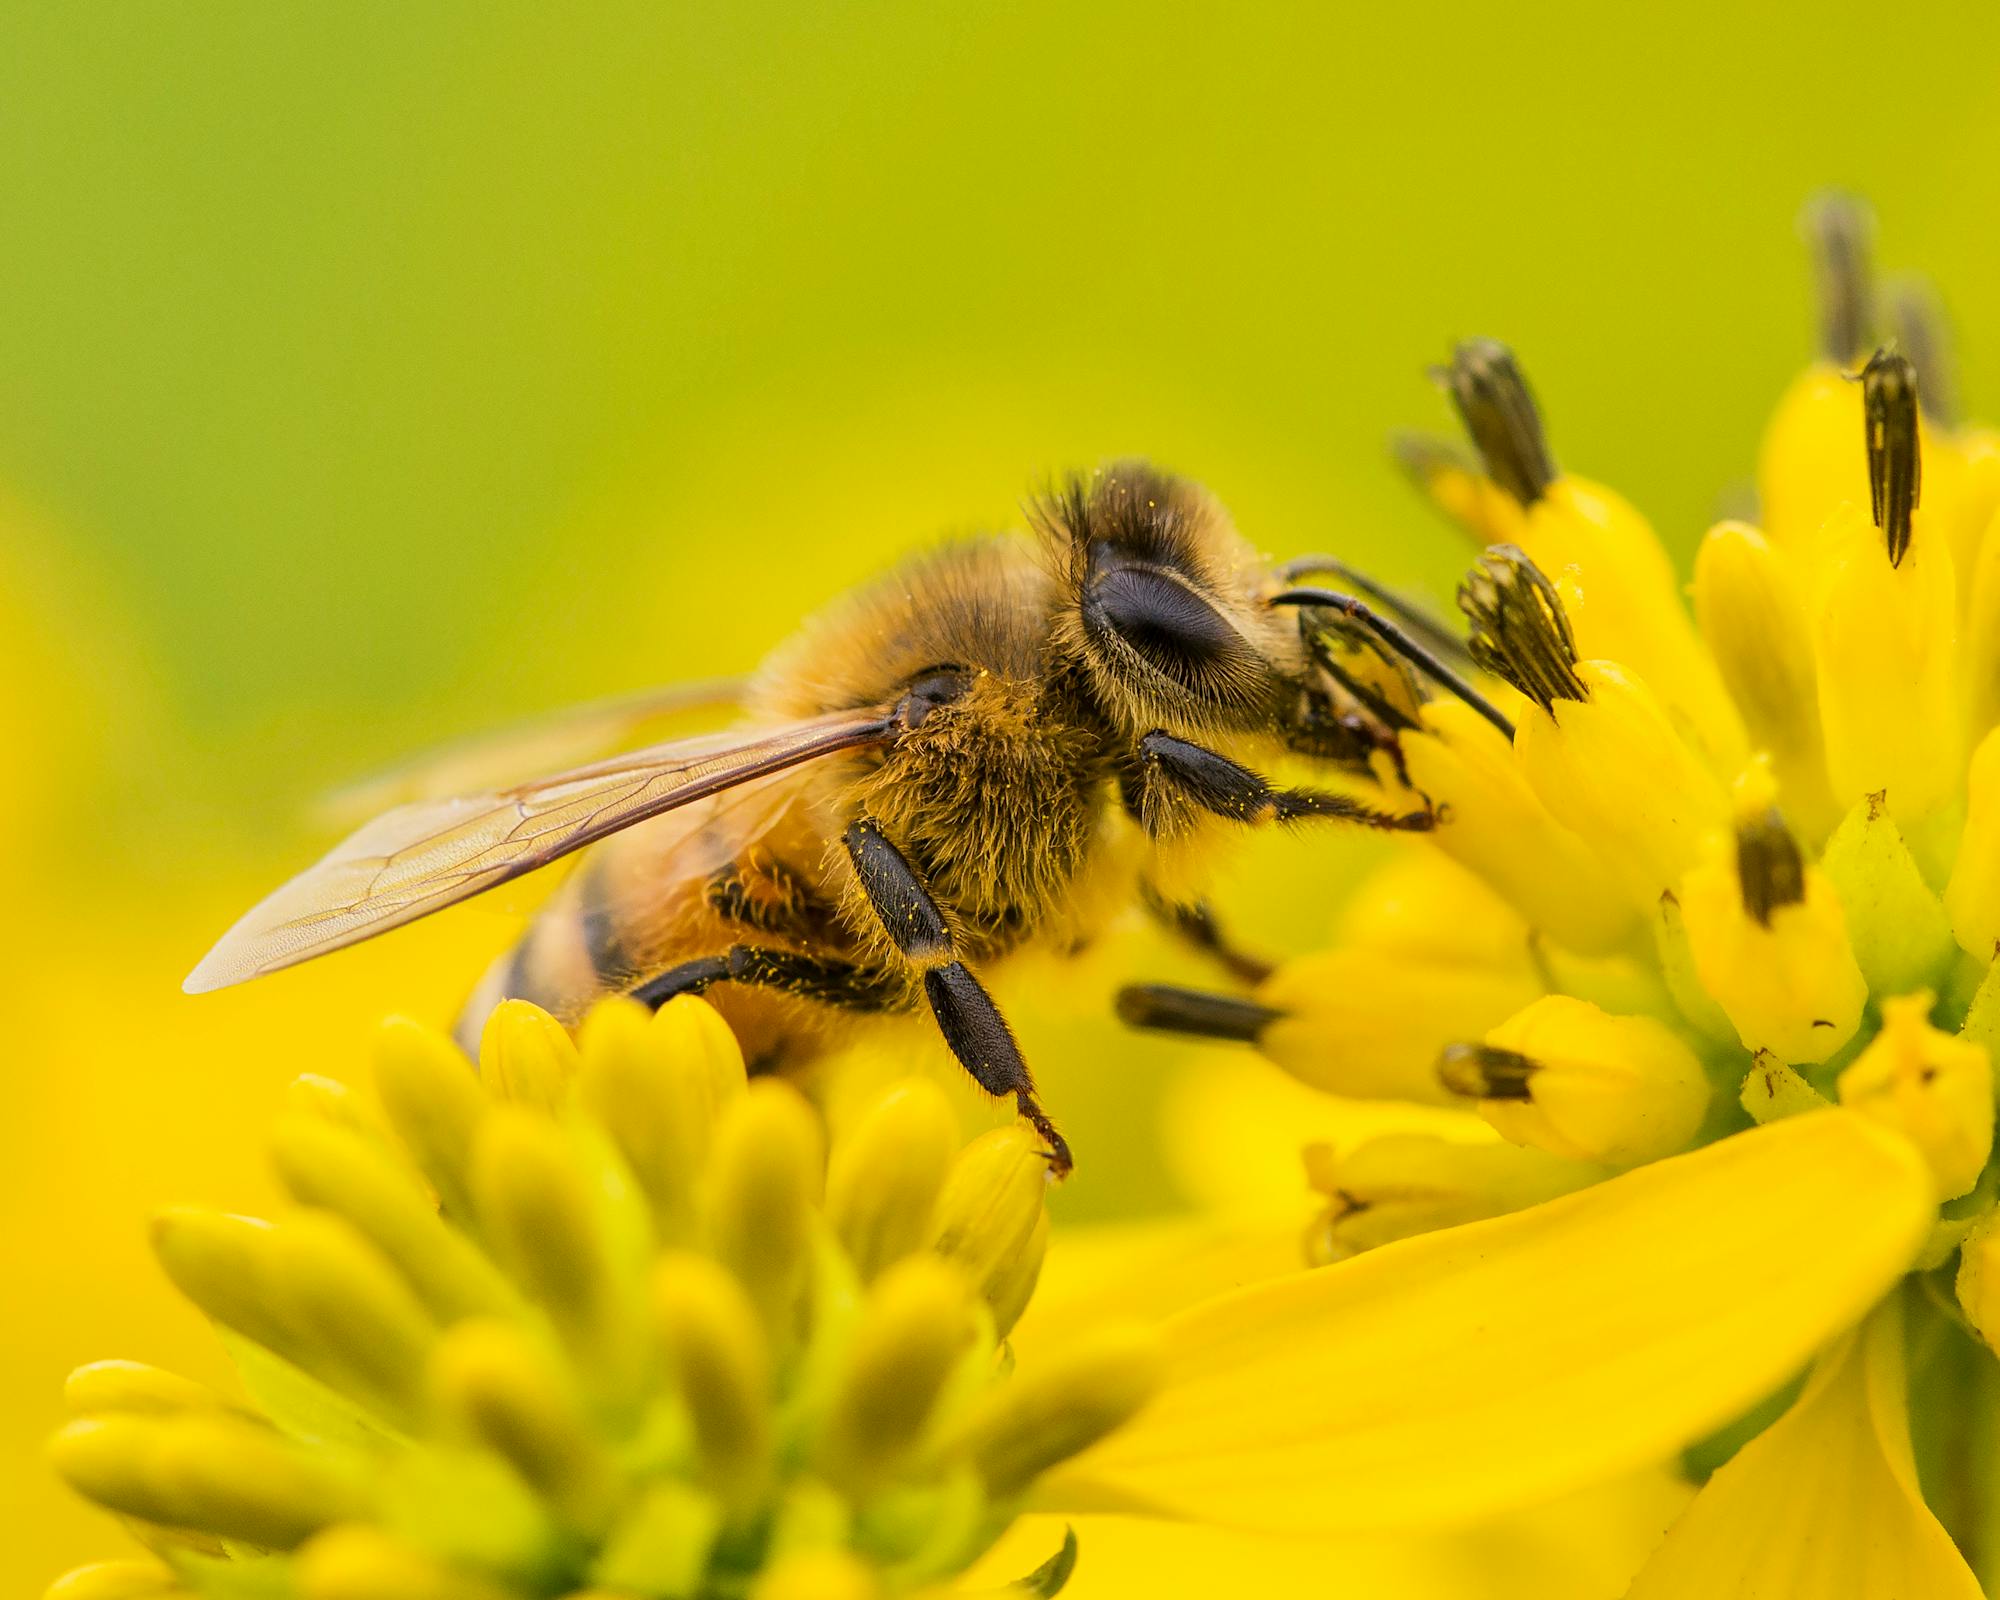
[48,998,1151,1600]
[1128,197,2000,1593]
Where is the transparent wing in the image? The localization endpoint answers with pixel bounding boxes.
[186,707,898,992]
[313,678,748,829]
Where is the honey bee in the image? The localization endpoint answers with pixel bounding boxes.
[188,463,1503,1172]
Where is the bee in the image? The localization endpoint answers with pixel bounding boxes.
[188,462,1505,1172]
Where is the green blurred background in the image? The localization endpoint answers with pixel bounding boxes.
[5,0,2000,1588]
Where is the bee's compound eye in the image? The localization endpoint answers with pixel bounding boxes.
[900,666,971,727]
[1087,564,1248,683]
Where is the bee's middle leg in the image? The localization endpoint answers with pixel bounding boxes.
[627,946,904,1012]
[1137,880,1276,986]
[841,816,1071,1176]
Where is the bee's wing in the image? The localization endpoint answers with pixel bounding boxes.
[186,707,900,993]
[313,678,749,829]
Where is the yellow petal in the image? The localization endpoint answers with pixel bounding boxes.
[975,1464,1694,1600]
[1040,1112,1931,1533]
[1624,1293,1979,1599]
[1011,1208,1311,1368]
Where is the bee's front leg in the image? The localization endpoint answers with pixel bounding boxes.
[1132,730,1434,833]
[841,817,1071,1177]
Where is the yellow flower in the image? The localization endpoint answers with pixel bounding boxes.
[1115,196,2000,1593]
[49,997,1150,1599]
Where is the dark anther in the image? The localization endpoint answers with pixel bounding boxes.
[1271,585,1514,739]
[1735,804,1807,927]
[1802,191,1876,365]
[1862,348,1921,567]
[1114,983,1281,1043]
[1437,339,1557,507]
[1437,1042,1539,1101]
[1455,545,1586,713]
[1888,277,1958,431]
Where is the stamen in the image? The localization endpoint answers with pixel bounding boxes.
[1455,545,1586,712]
[1888,276,1959,430]
[1114,984,1280,1043]
[1436,1042,1538,1100]
[1734,803,1807,927]
[1802,191,1876,365]
[1269,586,1515,740]
[1861,348,1921,567]
[1438,340,1557,507]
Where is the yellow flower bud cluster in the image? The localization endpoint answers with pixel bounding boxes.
[50,998,1154,1599]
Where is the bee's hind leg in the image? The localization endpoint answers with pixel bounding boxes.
[841,816,1072,1177]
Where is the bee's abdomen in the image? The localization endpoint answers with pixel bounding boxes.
[452,808,875,1067]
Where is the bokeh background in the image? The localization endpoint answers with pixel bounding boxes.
[6,1,2000,1588]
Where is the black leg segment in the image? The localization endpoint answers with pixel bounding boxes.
[628,946,903,1012]
[1138,730,1433,831]
[843,816,1070,1174]
[1137,882,1276,986]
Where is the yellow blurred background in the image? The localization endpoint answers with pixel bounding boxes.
[6,1,2000,1588]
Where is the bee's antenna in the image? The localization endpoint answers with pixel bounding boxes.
[1270,586,1516,741]
[1274,555,1475,669]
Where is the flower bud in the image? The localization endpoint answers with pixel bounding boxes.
[1819,791,1958,995]
[431,1319,622,1538]
[817,1256,981,1495]
[1812,502,1961,835]
[1837,992,1993,1198]
[286,1071,380,1135]
[1946,724,2000,960]
[703,1080,824,1348]
[478,999,577,1112]
[592,1483,723,1597]
[271,1112,516,1323]
[950,1325,1162,1497]
[151,1209,340,1402]
[1400,699,1638,955]
[1440,995,1711,1168]
[652,1252,772,1506]
[825,1079,958,1283]
[471,1108,635,1389]
[50,1413,364,1550]
[1531,481,1748,773]
[927,1125,1051,1338]
[1692,521,1838,835]
[1301,1133,1599,1262]
[577,995,746,1245]
[1677,771,1867,1063]
[1758,364,1870,552]
[293,1526,512,1600]
[64,1362,234,1421]
[371,1016,487,1222]
[1254,945,1542,1103]
[1514,661,1730,909]
[261,1210,439,1427]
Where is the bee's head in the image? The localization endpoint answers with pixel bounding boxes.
[1041,462,1302,733]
